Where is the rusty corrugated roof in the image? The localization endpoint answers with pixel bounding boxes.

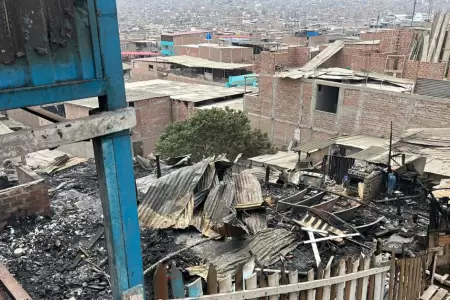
[233,171,267,234]
[138,158,215,229]
[234,171,264,209]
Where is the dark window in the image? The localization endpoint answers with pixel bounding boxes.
[316,84,339,113]
[148,64,154,70]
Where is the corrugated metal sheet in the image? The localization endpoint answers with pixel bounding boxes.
[198,181,236,236]
[187,229,299,279]
[233,171,267,234]
[162,55,253,70]
[425,158,450,177]
[293,138,335,153]
[138,158,215,229]
[335,135,389,150]
[249,151,299,170]
[415,79,450,98]
[348,146,387,160]
[234,171,264,209]
[433,179,450,198]
[399,128,450,147]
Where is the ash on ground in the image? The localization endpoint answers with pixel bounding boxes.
[0,162,192,300]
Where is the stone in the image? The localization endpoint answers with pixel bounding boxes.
[13,248,26,257]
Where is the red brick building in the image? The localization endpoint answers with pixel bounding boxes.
[255,29,449,81]
[245,75,450,148]
[64,80,248,156]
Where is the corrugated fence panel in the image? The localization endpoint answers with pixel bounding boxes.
[415,78,450,98]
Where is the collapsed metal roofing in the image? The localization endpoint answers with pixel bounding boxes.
[393,128,450,176]
[138,158,268,237]
[187,228,299,279]
[138,158,214,229]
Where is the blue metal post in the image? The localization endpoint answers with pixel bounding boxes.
[93,0,144,298]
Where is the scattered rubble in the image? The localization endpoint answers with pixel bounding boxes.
[0,151,435,299]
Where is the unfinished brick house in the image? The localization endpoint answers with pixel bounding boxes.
[246,27,450,148]
[255,28,450,81]
[245,72,450,148]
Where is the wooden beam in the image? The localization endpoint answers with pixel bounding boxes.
[442,28,450,62]
[307,232,321,268]
[422,33,430,62]
[0,107,136,161]
[433,13,450,62]
[428,13,446,62]
[301,41,345,71]
[303,233,360,244]
[0,263,32,300]
[421,285,438,300]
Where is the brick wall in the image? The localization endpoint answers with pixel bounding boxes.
[363,171,383,201]
[247,76,450,148]
[313,45,446,80]
[258,46,310,74]
[403,61,447,80]
[0,166,50,230]
[133,96,172,155]
[379,29,415,55]
[313,110,336,130]
[259,51,292,74]
[360,32,383,41]
[289,46,310,67]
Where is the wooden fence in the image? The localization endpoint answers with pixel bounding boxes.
[387,255,427,300]
[153,252,426,300]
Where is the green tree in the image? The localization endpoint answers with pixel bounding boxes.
[156,108,274,161]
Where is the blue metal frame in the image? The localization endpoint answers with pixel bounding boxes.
[0,0,144,298]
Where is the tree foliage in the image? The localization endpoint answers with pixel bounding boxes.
[156,108,274,161]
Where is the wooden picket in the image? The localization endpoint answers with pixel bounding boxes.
[153,254,426,300]
[387,255,427,300]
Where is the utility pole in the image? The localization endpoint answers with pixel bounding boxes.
[411,0,418,26]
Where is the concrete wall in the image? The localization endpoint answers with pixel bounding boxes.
[7,108,52,127]
[0,166,50,230]
[245,76,450,147]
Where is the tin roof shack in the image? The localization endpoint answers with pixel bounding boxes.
[0,165,50,231]
[393,128,450,181]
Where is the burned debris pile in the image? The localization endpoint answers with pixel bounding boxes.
[0,148,438,299]
[135,155,432,291]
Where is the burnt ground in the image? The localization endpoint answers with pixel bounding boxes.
[0,161,198,300]
[0,161,429,299]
